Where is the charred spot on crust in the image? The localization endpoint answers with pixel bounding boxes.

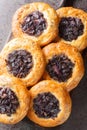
[33,92,60,118]
[21,11,47,36]
[46,54,74,82]
[6,50,33,78]
[0,87,19,116]
[59,17,84,41]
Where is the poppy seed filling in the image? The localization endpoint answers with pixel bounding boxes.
[6,50,33,78]
[21,11,47,36]
[0,87,19,116]
[59,17,84,41]
[33,92,60,118]
[46,54,74,82]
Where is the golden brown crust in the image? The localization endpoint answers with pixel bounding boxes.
[0,75,30,124]
[0,38,45,87]
[12,2,59,46]
[42,42,84,91]
[27,80,72,127]
[56,7,87,51]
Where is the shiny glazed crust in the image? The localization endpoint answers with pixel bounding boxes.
[56,7,87,51]
[0,75,30,124]
[12,2,59,46]
[27,80,72,127]
[42,42,84,91]
[0,38,45,87]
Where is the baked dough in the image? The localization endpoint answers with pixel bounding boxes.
[56,7,87,51]
[0,38,45,87]
[12,2,59,46]
[27,80,72,127]
[0,75,30,124]
[42,42,84,91]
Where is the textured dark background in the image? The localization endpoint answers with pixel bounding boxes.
[0,0,87,130]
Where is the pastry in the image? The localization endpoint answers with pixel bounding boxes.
[0,75,30,124]
[0,38,45,87]
[42,42,84,91]
[12,2,59,46]
[56,7,87,51]
[27,80,72,127]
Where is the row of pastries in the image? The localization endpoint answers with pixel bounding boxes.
[0,2,86,127]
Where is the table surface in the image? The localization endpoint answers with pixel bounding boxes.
[0,0,87,130]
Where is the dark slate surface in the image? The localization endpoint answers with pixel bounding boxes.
[0,0,87,130]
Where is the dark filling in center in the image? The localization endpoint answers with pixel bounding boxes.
[33,92,60,118]
[0,87,19,116]
[21,11,47,36]
[6,50,33,78]
[59,17,84,41]
[46,54,74,82]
